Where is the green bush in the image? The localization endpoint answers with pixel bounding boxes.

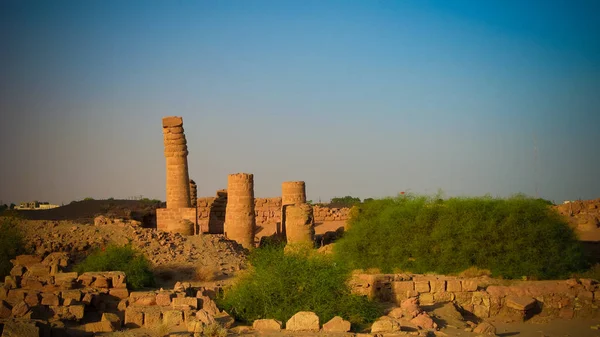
[0,216,27,279]
[74,244,155,290]
[217,244,381,329]
[334,194,587,280]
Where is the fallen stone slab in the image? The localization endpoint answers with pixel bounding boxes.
[371,316,401,333]
[322,316,351,332]
[1,320,39,337]
[253,318,282,331]
[505,296,536,311]
[286,311,320,331]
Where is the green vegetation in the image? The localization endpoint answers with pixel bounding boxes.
[74,244,155,290]
[218,244,381,329]
[0,216,27,279]
[329,196,362,207]
[83,197,95,201]
[334,194,587,280]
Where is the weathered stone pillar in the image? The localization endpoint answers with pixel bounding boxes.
[162,116,191,209]
[224,173,256,249]
[281,181,306,238]
[189,180,197,207]
[285,203,315,245]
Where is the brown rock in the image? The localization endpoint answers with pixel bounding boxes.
[322,316,351,332]
[5,289,26,306]
[54,272,78,286]
[286,311,320,331]
[4,276,18,289]
[196,309,216,325]
[15,255,42,267]
[25,263,50,277]
[415,281,430,293]
[473,321,496,334]
[200,295,220,315]
[9,265,25,278]
[130,291,157,306]
[462,279,478,292]
[85,321,114,333]
[216,311,235,328]
[387,307,404,319]
[0,300,12,318]
[11,300,30,317]
[401,297,421,318]
[446,279,462,292]
[77,274,95,286]
[117,298,129,311]
[371,316,401,333]
[0,320,39,337]
[253,319,282,331]
[411,312,437,329]
[24,293,40,307]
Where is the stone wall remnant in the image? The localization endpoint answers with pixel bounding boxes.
[224,173,256,249]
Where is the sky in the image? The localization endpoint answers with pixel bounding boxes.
[0,0,599,205]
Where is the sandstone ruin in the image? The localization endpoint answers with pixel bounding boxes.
[223,173,256,249]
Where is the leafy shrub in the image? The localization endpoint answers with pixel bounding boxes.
[0,216,27,279]
[218,244,380,328]
[334,194,587,280]
[75,244,155,290]
[329,196,362,208]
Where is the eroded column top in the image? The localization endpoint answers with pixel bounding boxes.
[162,116,183,128]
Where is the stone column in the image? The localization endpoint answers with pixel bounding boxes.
[224,173,256,249]
[162,116,191,209]
[281,181,306,237]
[285,203,315,245]
[189,180,197,207]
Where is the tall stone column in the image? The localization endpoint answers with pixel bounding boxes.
[162,117,191,209]
[224,173,256,249]
[189,179,198,207]
[281,181,306,237]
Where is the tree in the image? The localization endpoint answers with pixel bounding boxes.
[9,203,15,210]
[330,196,361,207]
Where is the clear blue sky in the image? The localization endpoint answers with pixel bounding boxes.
[1,0,598,205]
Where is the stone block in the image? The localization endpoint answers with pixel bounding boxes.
[130,291,157,306]
[196,309,216,325]
[102,312,122,330]
[143,308,162,327]
[69,304,85,320]
[434,292,454,302]
[26,263,50,277]
[172,296,198,309]
[11,300,30,317]
[24,292,40,307]
[430,279,446,293]
[462,279,478,291]
[473,321,496,335]
[77,274,95,286]
[54,272,78,286]
[414,281,430,293]
[6,289,27,306]
[322,316,351,332]
[164,309,183,325]
[162,116,184,127]
[0,320,39,337]
[85,321,114,333]
[4,276,18,289]
[15,255,42,267]
[446,279,462,292]
[216,311,235,328]
[253,319,282,331]
[91,275,111,288]
[419,293,435,305]
[473,304,490,318]
[61,290,82,303]
[286,311,320,331]
[10,265,25,278]
[156,291,173,306]
[125,307,144,328]
[41,292,60,306]
[109,288,129,299]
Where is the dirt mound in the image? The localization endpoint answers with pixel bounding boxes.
[12,199,163,226]
[14,219,247,288]
[553,198,600,242]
